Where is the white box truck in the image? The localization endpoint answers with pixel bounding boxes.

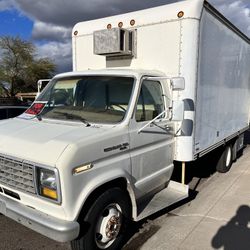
[0,0,249,249]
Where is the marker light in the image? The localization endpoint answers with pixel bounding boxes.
[177,11,184,18]
[74,31,78,36]
[107,24,112,29]
[42,187,58,200]
[73,163,93,175]
[130,19,135,26]
[118,22,123,28]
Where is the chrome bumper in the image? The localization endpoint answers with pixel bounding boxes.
[0,194,79,242]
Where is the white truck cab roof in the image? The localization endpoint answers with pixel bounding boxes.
[54,69,165,79]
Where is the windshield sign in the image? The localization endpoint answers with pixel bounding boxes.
[36,76,134,124]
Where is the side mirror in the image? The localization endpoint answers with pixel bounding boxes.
[171,100,184,121]
[171,77,185,91]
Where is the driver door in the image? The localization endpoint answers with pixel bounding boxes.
[129,79,175,198]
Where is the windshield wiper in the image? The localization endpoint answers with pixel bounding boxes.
[63,113,91,127]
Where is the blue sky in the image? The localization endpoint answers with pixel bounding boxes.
[0,10,33,39]
[0,0,249,73]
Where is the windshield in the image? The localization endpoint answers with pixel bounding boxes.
[36,76,134,124]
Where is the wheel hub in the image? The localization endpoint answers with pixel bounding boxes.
[95,204,122,249]
[106,215,121,239]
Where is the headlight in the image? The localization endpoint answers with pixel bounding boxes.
[37,168,60,202]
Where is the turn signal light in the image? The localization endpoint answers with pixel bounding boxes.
[41,187,58,200]
[73,163,93,175]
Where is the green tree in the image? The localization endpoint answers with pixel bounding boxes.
[0,36,55,97]
[0,86,4,97]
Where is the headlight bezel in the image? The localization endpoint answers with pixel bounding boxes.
[35,166,62,204]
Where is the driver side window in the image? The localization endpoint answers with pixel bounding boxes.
[135,80,165,122]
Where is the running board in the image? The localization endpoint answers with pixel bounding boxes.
[136,181,189,221]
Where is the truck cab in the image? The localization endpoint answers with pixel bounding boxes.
[0,69,187,249]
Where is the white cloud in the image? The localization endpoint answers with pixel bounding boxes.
[0,0,14,11]
[32,21,71,41]
[36,41,72,73]
[210,0,250,35]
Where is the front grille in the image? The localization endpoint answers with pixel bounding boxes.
[0,155,36,194]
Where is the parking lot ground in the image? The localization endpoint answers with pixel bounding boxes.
[1,146,250,250]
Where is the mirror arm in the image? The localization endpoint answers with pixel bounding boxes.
[138,110,167,134]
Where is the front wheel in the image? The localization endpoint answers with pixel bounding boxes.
[71,188,130,250]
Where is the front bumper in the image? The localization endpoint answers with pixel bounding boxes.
[0,194,80,242]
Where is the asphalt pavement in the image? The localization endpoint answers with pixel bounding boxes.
[1,146,250,250]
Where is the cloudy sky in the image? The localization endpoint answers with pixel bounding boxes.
[0,0,249,73]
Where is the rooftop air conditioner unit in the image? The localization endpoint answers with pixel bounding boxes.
[93,28,135,57]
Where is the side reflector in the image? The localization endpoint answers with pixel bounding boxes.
[73,163,93,175]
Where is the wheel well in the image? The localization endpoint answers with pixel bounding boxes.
[76,177,132,235]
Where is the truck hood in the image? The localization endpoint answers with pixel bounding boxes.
[0,118,107,166]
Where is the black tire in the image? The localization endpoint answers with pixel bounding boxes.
[232,139,237,162]
[216,145,233,173]
[71,188,130,250]
[237,147,244,158]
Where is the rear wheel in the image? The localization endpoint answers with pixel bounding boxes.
[216,145,233,173]
[71,188,130,250]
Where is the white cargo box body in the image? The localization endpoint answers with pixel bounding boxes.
[72,0,250,162]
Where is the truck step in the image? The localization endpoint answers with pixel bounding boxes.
[136,181,189,221]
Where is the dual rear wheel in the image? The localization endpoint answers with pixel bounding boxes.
[215,137,245,173]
